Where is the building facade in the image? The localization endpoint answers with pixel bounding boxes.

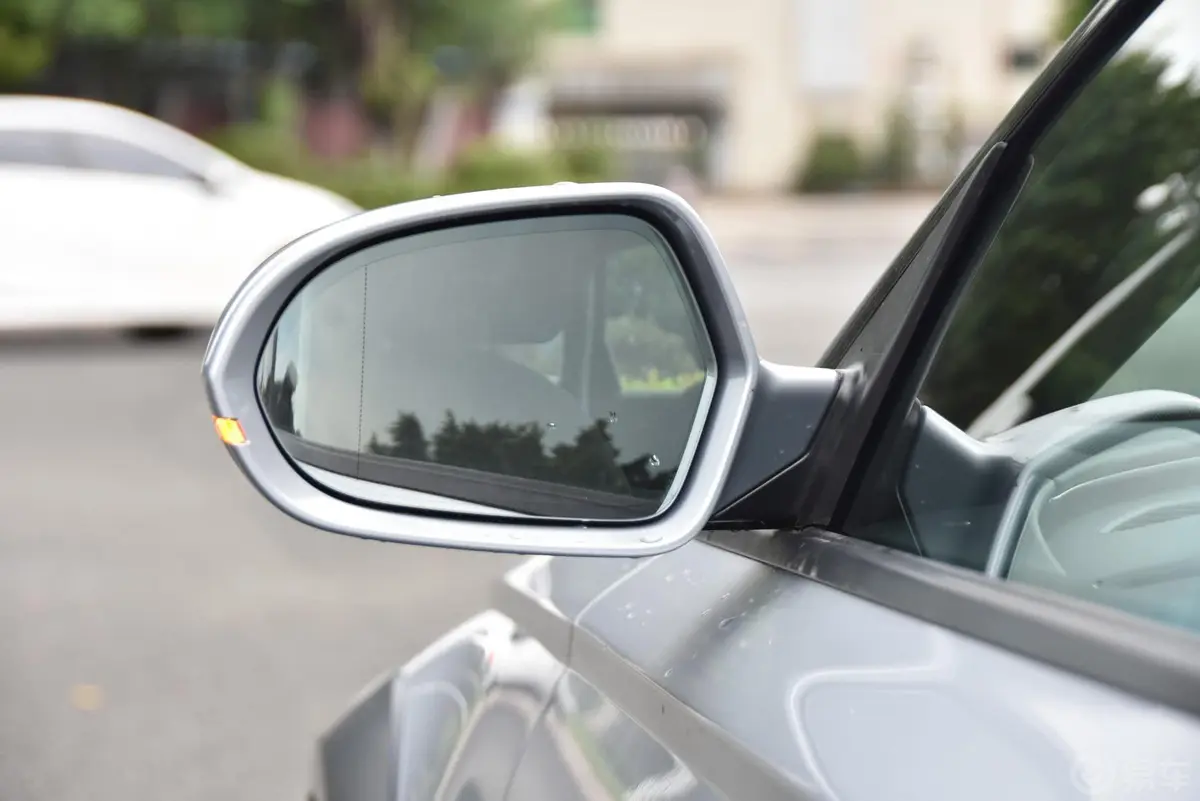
[501,0,1059,192]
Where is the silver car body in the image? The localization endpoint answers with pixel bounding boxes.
[314,537,1200,801]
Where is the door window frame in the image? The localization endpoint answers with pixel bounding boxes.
[703,0,1200,719]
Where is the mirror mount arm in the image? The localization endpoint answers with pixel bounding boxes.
[707,362,841,528]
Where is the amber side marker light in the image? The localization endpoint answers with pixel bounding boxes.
[213,416,248,446]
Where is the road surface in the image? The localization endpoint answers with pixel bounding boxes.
[0,227,915,801]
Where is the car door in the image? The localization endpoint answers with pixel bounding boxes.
[0,129,99,327]
[499,1,1200,799]
[62,130,218,323]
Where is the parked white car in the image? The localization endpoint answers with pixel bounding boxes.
[0,95,362,335]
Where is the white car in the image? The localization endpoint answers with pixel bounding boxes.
[0,95,362,336]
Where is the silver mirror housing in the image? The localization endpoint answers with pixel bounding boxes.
[202,182,758,556]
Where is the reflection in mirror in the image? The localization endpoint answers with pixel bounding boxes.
[257,213,716,521]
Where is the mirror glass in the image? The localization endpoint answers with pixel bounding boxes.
[257,213,716,521]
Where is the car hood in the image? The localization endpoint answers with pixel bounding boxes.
[248,169,363,220]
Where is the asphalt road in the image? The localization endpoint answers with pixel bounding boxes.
[0,238,905,801]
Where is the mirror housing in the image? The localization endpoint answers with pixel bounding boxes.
[203,183,759,556]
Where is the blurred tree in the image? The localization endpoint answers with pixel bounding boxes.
[0,0,248,87]
[353,0,563,162]
[1056,0,1100,40]
[0,22,51,88]
[1,0,559,163]
[248,0,564,163]
[922,52,1200,427]
[419,0,564,128]
[369,410,668,501]
[387,412,430,460]
[794,131,866,193]
[873,103,920,189]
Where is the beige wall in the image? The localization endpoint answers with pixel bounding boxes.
[541,0,1056,192]
[545,0,801,192]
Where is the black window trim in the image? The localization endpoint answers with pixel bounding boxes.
[808,0,1153,531]
[702,527,1200,718]
[705,0,1200,718]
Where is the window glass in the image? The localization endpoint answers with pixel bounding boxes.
[0,131,74,168]
[846,0,1200,635]
[603,242,705,394]
[71,134,195,180]
[259,214,715,520]
[493,333,565,385]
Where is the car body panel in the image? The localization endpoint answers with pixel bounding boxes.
[312,610,564,801]
[506,669,729,801]
[317,540,1200,801]
[561,542,1200,801]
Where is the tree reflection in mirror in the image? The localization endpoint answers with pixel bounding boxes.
[257,213,716,521]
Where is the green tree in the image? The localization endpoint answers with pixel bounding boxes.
[873,104,919,190]
[794,131,866,194]
[343,0,562,162]
[922,52,1200,426]
[419,0,563,126]
[387,413,429,460]
[0,0,558,165]
[1057,0,1101,41]
[369,408,680,502]
[0,0,248,87]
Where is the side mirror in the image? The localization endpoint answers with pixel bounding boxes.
[202,183,758,556]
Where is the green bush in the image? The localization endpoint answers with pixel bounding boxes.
[208,123,612,209]
[794,131,866,194]
[206,124,307,179]
[559,144,613,183]
[317,160,439,208]
[872,105,919,189]
[207,124,438,207]
[443,141,567,194]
